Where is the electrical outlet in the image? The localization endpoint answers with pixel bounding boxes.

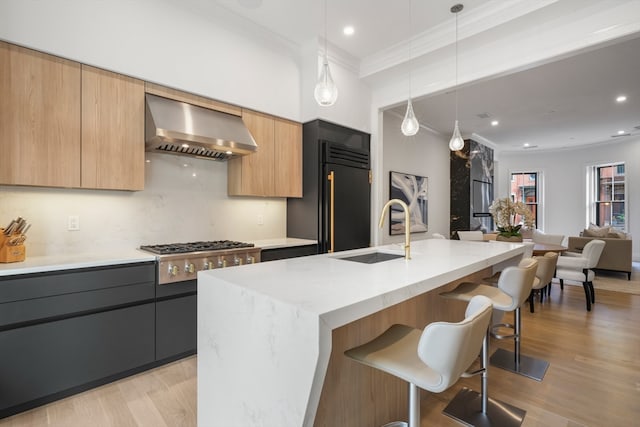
[257,214,264,225]
[68,215,80,231]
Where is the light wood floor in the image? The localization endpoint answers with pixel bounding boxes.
[1,282,639,427]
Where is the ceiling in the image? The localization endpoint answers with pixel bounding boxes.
[192,0,640,152]
[390,35,640,152]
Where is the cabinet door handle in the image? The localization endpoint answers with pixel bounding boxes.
[328,171,335,253]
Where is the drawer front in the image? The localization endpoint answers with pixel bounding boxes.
[0,282,154,329]
[0,262,155,304]
[0,303,155,414]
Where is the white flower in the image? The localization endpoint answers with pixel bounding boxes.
[489,198,534,235]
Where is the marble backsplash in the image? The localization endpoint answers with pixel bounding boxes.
[0,153,286,256]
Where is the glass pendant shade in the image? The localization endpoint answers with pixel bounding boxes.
[448,120,465,151]
[314,55,338,106]
[401,99,419,136]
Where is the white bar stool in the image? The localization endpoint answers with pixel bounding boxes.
[441,258,549,382]
[344,296,525,427]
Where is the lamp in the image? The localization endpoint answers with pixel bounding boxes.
[401,0,419,136]
[314,0,338,106]
[449,3,465,151]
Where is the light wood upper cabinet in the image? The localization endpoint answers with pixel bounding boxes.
[0,41,81,187]
[227,110,302,198]
[81,66,145,190]
[274,118,302,197]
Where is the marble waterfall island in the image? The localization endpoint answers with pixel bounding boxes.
[197,239,524,426]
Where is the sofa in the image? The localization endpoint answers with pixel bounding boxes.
[567,236,632,280]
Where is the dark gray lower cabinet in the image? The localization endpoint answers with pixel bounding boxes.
[0,262,158,418]
[0,303,154,412]
[156,295,197,360]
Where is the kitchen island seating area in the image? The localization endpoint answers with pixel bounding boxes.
[441,258,550,382]
[197,239,527,426]
[344,296,494,427]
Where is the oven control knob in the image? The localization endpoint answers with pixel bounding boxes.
[168,264,179,277]
[185,262,195,274]
[234,255,243,266]
[202,260,212,270]
[218,257,227,268]
[246,255,255,264]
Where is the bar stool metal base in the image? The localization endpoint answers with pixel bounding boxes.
[490,348,549,381]
[443,388,526,427]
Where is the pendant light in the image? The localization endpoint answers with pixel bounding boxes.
[449,3,465,151]
[401,0,419,136]
[314,0,338,106]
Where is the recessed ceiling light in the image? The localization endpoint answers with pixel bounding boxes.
[616,95,627,103]
[490,120,499,126]
[343,26,355,36]
[145,159,151,163]
[617,130,625,135]
[523,143,530,147]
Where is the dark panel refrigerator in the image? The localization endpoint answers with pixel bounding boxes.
[287,120,371,253]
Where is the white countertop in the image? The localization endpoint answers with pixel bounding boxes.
[0,250,157,276]
[197,239,524,427]
[250,237,317,250]
[0,237,316,276]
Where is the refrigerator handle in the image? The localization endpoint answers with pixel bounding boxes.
[327,170,335,253]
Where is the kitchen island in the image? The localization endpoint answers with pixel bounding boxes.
[197,238,524,426]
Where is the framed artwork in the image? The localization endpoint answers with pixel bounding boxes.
[389,171,428,235]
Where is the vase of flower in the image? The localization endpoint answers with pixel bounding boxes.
[489,197,534,241]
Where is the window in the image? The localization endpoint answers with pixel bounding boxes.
[510,172,540,229]
[590,163,626,230]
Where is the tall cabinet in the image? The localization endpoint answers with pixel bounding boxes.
[287,120,371,253]
[450,139,494,237]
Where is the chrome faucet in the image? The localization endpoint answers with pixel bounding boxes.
[379,199,411,260]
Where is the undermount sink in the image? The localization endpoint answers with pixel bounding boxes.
[337,251,405,264]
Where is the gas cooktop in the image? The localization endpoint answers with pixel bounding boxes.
[140,240,255,255]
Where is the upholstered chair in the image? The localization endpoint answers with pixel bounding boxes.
[529,252,559,313]
[554,239,606,311]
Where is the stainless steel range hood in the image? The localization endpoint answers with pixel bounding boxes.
[145,94,257,161]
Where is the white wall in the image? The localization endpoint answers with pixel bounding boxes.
[0,0,301,121]
[379,113,450,245]
[0,154,286,256]
[496,137,640,261]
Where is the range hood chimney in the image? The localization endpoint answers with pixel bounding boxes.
[145,94,258,161]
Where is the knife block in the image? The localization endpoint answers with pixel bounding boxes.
[0,229,26,263]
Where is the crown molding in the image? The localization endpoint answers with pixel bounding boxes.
[360,0,559,79]
[316,37,361,74]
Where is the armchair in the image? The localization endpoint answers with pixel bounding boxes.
[554,239,605,311]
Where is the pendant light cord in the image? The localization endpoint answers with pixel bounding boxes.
[323,0,328,62]
[454,10,459,121]
[409,0,412,98]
